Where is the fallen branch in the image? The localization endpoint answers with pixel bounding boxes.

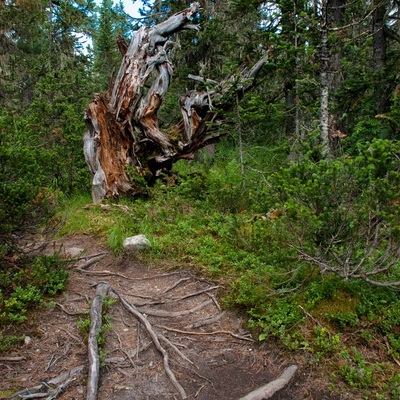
[238,365,298,400]
[87,282,110,400]
[117,292,188,399]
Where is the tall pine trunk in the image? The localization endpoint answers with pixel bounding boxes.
[372,0,389,114]
[319,0,331,157]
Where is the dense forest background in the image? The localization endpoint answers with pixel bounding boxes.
[1,1,400,397]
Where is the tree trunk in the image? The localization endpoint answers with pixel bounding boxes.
[83,2,268,203]
[372,0,389,114]
[328,0,346,154]
[319,0,331,158]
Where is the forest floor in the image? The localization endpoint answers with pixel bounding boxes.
[1,234,355,400]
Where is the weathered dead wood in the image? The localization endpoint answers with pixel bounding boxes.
[117,292,188,399]
[83,2,268,203]
[238,365,298,400]
[87,282,110,400]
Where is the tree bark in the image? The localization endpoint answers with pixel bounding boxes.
[372,0,389,114]
[83,2,268,203]
[319,0,331,158]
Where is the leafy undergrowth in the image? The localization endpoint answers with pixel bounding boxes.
[0,253,70,351]
[56,141,400,399]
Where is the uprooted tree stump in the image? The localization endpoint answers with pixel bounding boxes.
[83,2,268,203]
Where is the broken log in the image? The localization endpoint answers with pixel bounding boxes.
[83,2,268,203]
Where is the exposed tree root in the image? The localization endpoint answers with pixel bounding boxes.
[170,285,220,301]
[116,291,188,399]
[56,302,86,316]
[158,333,195,366]
[162,277,191,294]
[156,325,254,342]
[185,311,226,329]
[9,365,84,400]
[87,282,110,400]
[138,298,213,318]
[76,267,136,280]
[238,365,298,400]
[76,254,107,270]
[0,356,25,362]
[9,267,288,400]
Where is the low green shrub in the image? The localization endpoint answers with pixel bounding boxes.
[0,254,69,325]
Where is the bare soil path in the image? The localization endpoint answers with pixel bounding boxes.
[1,234,344,400]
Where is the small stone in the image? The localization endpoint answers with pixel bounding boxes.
[65,247,85,258]
[123,234,152,252]
[24,336,32,346]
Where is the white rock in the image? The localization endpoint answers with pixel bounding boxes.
[123,235,152,252]
[65,247,85,258]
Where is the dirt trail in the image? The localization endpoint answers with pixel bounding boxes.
[1,235,342,400]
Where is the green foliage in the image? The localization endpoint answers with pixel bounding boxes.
[338,347,377,389]
[77,295,114,366]
[0,334,25,352]
[0,255,69,325]
[77,317,91,341]
[312,327,341,359]
[249,300,304,343]
[267,139,400,285]
[57,133,400,397]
